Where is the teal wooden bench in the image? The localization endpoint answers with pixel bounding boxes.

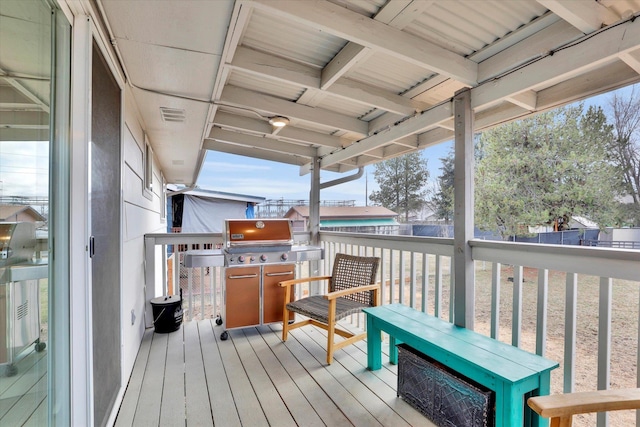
[363,303,559,427]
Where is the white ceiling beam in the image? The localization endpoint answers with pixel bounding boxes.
[620,49,640,75]
[417,127,455,149]
[212,112,350,149]
[208,127,316,158]
[220,85,368,136]
[319,101,453,168]
[0,111,49,127]
[319,0,431,90]
[204,140,310,167]
[247,0,478,86]
[506,91,538,111]
[320,43,372,90]
[380,0,434,29]
[0,68,50,113]
[472,19,640,110]
[230,47,429,115]
[536,0,619,34]
[478,20,583,83]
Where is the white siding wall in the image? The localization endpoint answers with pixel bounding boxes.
[121,88,165,378]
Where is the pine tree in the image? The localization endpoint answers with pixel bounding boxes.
[369,152,430,222]
[475,104,620,237]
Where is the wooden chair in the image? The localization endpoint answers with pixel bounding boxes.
[527,388,640,427]
[279,253,380,364]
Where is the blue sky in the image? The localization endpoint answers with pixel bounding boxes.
[197,85,631,206]
[197,142,451,206]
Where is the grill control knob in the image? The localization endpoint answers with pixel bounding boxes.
[260,254,268,262]
[238,255,245,263]
[281,253,288,261]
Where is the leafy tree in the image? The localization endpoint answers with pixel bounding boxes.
[607,86,640,225]
[369,152,429,222]
[475,104,621,237]
[429,147,455,223]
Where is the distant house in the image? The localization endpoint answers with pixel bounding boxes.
[168,185,265,233]
[284,206,399,234]
[0,204,46,223]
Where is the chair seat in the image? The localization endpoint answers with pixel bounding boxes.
[286,295,368,323]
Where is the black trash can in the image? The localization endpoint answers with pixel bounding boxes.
[150,295,183,333]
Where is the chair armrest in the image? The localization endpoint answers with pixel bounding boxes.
[527,388,640,420]
[325,283,380,300]
[278,276,332,287]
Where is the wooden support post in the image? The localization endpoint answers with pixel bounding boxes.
[453,88,475,328]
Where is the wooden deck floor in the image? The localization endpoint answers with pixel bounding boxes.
[0,347,47,426]
[115,319,435,427]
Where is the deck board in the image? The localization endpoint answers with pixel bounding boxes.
[115,318,436,427]
[133,332,168,426]
[199,321,242,427]
[161,325,186,426]
[114,329,152,427]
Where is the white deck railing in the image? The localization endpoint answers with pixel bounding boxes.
[145,231,640,427]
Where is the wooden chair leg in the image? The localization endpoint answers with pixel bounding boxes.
[282,284,291,341]
[326,299,337,364]
[550,416,572,427]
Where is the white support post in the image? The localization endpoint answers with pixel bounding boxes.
[453,88,475,328]
[309,157,321,295]
[597,277,613,427]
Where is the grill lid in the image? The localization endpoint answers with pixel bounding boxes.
[224,219,293,250]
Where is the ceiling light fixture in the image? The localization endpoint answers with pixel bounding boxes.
[269,116,290,127]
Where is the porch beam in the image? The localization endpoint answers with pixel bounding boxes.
[473,18,640,109]
[247,0,478,86]
[318,101,452,168]
[220,85,368,136]
[203,140,313,167]
[230,46,429,115]
[452,88,474,329]
[536,0,619,34]
[206,127,316,158]
[212,112,349,149]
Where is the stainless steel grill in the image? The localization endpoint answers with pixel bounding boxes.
[183,219,323,340]
[0,222,46,376]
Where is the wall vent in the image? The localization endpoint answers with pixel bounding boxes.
[160,107,186,123]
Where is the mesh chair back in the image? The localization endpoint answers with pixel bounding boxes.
[329,253,380,305]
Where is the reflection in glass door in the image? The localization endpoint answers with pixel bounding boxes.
[0,1,70,425]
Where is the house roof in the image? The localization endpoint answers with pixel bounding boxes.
[0,205,46,222]
[167,185,265,204]
[85,0,640,187]
[286,205,397,220]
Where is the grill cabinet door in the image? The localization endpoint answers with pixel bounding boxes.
[225,266,260,329]
[262,264,295,324]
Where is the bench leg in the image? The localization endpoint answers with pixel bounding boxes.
[528,371,551,427]
[495,383,524,427]
[366,315,382,370]
[389,335,398,365]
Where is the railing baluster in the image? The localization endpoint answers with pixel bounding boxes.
[381,248,388,305]
[390,249,396,304]
[564,272,578,393]
[535,269,548,356]
[200,266,205,319]
[410,252,416,308]
[435,255,442,318]
[449,262,455,323]
[597,276,613,427]
[188,265,193,321]
[512,265,523,347]
[491,262,501,340]
[421,253,428,313]
[399,250,406,305]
